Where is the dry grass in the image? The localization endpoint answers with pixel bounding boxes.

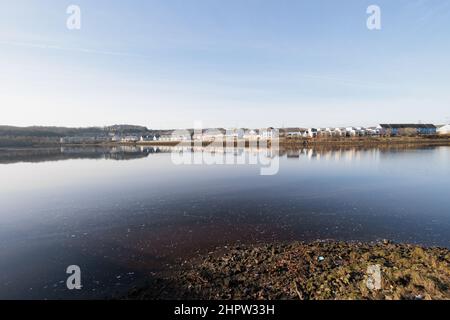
[128,241,450,300]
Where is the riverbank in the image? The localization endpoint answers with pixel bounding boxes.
[280,136,450,148]
[127,241,450,300]
[2,135,450,148]
[136,136,450,148]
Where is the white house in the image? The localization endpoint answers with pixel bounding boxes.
[345,127,357,137]
[140,135,161,142]
[334,128,346,137]
[318,128,332,137]
[438,124,450,135]
[171,133,191,141]
[159,134,173,141]
[354,127,367,136]
[366,127,380,136]
[111,135,121,142]
[261,127,277,139]
[283,128,305,138]
[243,129,260,140]
[327,128,341,137]
[195,128,227,141]
[121,136,139,143]
[225,128,245,139]
[304,128,318,137]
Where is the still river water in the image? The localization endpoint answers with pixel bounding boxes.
[0,145,449,299]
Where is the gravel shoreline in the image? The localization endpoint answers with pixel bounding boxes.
[128,241,450,300]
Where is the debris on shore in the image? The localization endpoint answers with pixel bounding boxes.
[128,241,450,300]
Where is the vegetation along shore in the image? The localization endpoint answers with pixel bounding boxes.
[127,241,450,300]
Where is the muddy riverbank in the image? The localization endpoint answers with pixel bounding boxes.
[127,241,450,300]
[136,136,450,148]
[3,135,449,148]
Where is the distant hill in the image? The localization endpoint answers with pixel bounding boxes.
[104,125,150,135]
[0,126,104,138]
[0,125,151,147]
[0,125,150,138]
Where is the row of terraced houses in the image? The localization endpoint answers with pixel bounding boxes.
[60,123,450,144]
[140,124,449,142]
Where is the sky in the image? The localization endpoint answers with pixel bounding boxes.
[1,0,450,129]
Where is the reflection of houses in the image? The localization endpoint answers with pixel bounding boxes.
[286,149,300,158]
[378,124,437,136]
[302,148,318,159]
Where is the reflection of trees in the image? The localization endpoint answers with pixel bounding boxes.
[280,145,440,161]
[0,144,441,164]
[0,147,158,164]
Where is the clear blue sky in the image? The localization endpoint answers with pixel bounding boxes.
[1,0,449,129]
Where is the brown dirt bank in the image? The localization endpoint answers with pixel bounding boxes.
[136,136,450,148]
[127,241,450,300]
[280,136,450,148]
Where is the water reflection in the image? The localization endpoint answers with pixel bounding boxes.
[0,144,442,164]
[0,145,449,299]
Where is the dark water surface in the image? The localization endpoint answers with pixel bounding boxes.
[0,146,449,299]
